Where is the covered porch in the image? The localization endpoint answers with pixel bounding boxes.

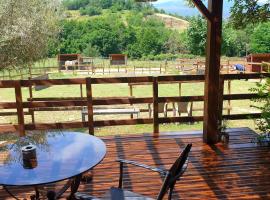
[1,127,269,199]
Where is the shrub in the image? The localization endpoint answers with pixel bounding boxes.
[250,78,270,145]
[80,6,102,16]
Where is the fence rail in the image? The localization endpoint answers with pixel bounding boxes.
[0,73,269,136]
[3,58,269,81]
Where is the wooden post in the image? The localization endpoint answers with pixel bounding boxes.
[29,65,32,79]
[15,81,25,136]
[8,70,11,80]
[228,80,231,115]
[133,65,136,74]
[153,77,159,137]
[218,77,224,133]
[87,63,90,75]
[178,82,182,96]
[28,77,35,124]
[86,78,94,135]
[20,69,23,79]
[129,85,133,97]
[203,0,223,144]
[80,84,83,98]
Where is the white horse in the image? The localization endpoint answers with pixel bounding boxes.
[64,60,78,70]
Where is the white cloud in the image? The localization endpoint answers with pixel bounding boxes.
[258,0,269,3]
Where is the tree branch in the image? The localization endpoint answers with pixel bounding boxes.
[191,0,213,22]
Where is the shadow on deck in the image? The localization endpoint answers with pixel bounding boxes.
[1,127,270,199]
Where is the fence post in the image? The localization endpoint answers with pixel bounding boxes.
[15,80,25,136]
[28,77,35,123]
[80,84,83,97]
[227,80,231,115]
[153,76,159,137]
[86,77,94,135]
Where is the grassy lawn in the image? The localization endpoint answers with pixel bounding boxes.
[0,68,261,136]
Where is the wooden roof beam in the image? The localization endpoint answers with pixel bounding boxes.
[191,0,213,22]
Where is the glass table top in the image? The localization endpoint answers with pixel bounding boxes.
[0,131,106,186]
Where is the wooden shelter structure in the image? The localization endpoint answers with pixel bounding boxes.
[246,53,270,72]
[1,1,270,199]
[109,54,127,65]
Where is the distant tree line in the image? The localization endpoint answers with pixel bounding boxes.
[50,14,270,59]
[63,0,159,16]
[47,0,270,59]
[187,16,270,57]
[54,12,187,59]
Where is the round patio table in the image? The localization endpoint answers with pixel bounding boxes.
[0,131,106,199]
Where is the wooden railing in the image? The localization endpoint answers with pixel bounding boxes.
[0,73,269,136]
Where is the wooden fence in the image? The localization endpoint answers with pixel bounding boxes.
[0,73,269,136]
[4,59,268,81]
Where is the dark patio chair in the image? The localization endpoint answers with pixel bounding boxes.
[75,143,192,200]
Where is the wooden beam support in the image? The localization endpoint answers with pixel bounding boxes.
[14,80,25,136]
[203,0,223,144]
[191,0,213,21]
[217,77,224,141]
[86,78,94,135]
[153,77,159,137]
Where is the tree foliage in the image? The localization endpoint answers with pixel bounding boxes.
[80,5,102,16]
[55,1,270,59]
[250,22,270,53]
[186,16,207,55]
[250,78,270,137]
[222,23,249,57]
[186,0,269,29]
[229,0,270,29]
[0,0,61,70]
[57,12,187,58]
[63,0,144,13]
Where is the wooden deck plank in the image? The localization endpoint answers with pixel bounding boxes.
[0,127,270,199]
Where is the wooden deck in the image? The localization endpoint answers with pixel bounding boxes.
[1,127,270,199]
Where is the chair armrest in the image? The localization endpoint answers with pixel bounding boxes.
[116,158,167,176]
[171,158,189,183]
[75,192,101,200]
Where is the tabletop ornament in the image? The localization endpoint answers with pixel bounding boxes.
[21,144,38,169]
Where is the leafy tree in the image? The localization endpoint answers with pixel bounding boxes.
[222,23,249,57]
[0,0,61,70]
[80,5,102,16]
[187,16,207,55]
[185,0,269,29]
[250,22,270,53]
[250,78,270,141]
[229,0,270,29]
[63,0,148,12]
[98,0,113,9]
[63,0,89,10]
[165,31,189,54]
[83,44,100,56]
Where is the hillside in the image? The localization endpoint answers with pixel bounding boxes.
[57,0,192,58]
[152,13,189,31]
[65,10,189,31]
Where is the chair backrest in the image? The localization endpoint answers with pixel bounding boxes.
[149,103,166,115]
[156,144,192,200]
[158,103,166,113]
[177,102,189,113]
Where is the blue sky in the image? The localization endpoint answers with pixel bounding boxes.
[152,0,269,17]
[152,0,233,18]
